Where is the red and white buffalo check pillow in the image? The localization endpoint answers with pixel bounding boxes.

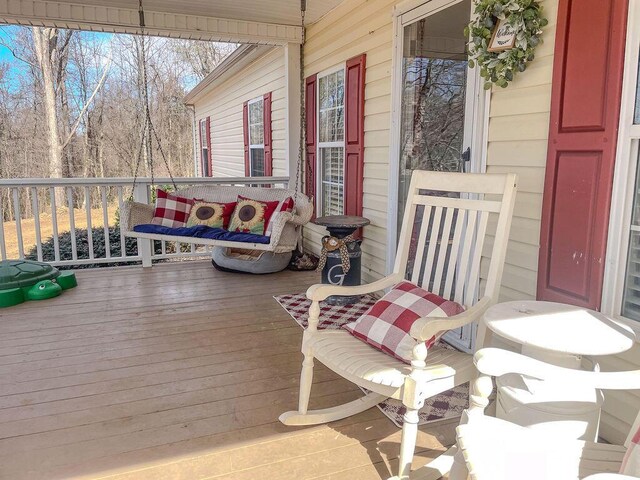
[150,189,195,228]
[342,281,465,364]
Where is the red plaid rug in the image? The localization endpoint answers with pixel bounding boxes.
[274,292,469,428]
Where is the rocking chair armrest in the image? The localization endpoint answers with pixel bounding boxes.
[306,274,403,302]
[121,201,154,232]
[409,296,493,342]
[474,348,640,390]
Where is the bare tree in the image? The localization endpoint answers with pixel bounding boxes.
[172,40,236,82]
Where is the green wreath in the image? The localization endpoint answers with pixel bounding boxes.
[465,0,548,89]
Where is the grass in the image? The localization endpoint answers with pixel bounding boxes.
[2,206,118,259]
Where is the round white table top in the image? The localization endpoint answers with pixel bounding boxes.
[483,301,636,356]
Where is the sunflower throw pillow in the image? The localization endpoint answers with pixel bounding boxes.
[186,201,236,229]
[228,196,280,235]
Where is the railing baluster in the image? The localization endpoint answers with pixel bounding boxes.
[117,186,126,258]
[12,188,24,258]
[101,186,111,259]
[31,187,43,262]
[84,186,94,260]
[50,187,60,262]
[67,187,77,261]
[0,191,6,260]
[0,176,290,266]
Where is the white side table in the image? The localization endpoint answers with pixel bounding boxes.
[481,301,636,441]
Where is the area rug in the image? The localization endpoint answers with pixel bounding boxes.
[274,292,469,428]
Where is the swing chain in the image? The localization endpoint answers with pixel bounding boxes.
[129,0,177,201]
[293,0,306,200]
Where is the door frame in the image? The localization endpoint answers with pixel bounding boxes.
[601,0,640,327]
[386,0,490,276]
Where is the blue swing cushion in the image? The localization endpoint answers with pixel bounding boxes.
[132,224,271,244]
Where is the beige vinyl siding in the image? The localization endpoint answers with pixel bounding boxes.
[193,47,287,178]
[302,0,396,284]
[480,0,558,303]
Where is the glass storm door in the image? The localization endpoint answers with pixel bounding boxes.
[395,0,481,352]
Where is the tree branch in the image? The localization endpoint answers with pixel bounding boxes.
[61,56,111,150]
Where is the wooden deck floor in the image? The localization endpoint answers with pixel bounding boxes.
[0,261,456,480]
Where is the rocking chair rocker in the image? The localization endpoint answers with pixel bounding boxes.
[279,170,518,480]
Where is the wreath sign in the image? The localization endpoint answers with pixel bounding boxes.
[465,0,548,89]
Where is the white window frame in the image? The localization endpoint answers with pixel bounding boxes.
[602,0,640,331]
[247,96,265,177]
[199,118,209,177]
[316,63,347,218]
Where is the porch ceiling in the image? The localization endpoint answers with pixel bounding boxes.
[0,0,342,44]
[52,0,341,26]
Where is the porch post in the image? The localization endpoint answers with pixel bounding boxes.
[284,43,301,190]
[133,183,153,268]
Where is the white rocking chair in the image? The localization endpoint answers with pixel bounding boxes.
[279,170,518,480]
[452,348,640,480]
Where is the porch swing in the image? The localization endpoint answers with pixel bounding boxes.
[120,0,313,265]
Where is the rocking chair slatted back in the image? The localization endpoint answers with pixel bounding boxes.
[394,171,517,308]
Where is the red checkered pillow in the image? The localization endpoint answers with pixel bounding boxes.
[150,189,195,228]
[265,196,294,236]
[342,281,465,363]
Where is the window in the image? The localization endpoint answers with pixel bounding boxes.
[620,48,640,321]
[317,67,345,216]
[248,97,265,177]
[304,54,365,221]
[199,118,210,177]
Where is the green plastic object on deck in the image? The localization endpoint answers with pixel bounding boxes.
[0,260,77,308]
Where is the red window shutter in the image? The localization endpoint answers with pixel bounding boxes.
[206,116,212,177]
[243,101,250,176]
[263,92,273,176]
[344,54,366,219]
[537,0,628,310]
[305,74,317,208]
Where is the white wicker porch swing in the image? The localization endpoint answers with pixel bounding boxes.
[120,0,313,258]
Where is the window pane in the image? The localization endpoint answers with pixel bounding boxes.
[318,69,345,144]
[200,121,207,147]
[336,69,345,105]
[250,148,265,176]
[249,100,263,125]
[622,145,640,320]
[248,99,264,145]
[250,125,263,145]
[202,150,209,176]
[635,51,640,125]
[320,147,344,216]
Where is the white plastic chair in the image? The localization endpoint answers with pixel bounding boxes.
[279,171,518,480]
[452,348,640,480]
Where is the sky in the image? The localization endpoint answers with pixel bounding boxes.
[0,26,116,93]
[0,26,206,93]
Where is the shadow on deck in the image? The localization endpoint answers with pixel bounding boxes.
[0,261,456,479]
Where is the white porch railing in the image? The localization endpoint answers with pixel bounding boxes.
[0,176,289,267]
